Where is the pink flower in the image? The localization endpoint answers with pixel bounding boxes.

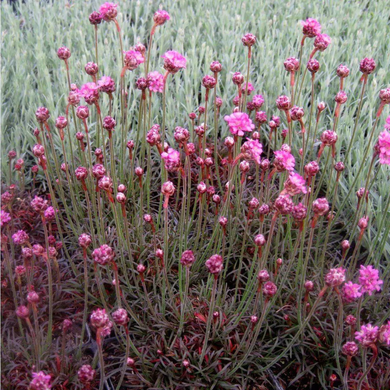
[12,230,29,245]
[377,130,390,165]
[314,34,331,52]
[124,50,144,70]
[241,139,263,164]
[79,82,99,104]
[180,250,195,266]
[355,324,379,347]
[162,50,187,73]
[274,194,294,215]
[252,94,264,109]
[97,76,116,93]
[147,71,164,93]
[161,147,180,171]
[301,18,321,38]
[274,149,296,171]
[241,82,254,95]
[205,254,223,275]
[90,308,110,328]
[153,10,170,25]
[78,365,96,384]
[29,371,51,389]
[358,265,383,295]
[282,172,307,196]
[325,267,346,287]
[99,2,118,21]
[0,210,11,227]
[342,282,362,303]
[92,244,115,265]
[224,112,255,137]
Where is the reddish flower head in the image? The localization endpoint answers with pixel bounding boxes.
[78,365,96,384]
[98,76,116,94]
[314,34,331,52]
[276,95,291,111]
[180,250,196,266]
[301,18,321,38]
[284,57,299,72]
[242,33,256,47]
[153,10,170,25]
[124,50,144,70]
[205,254,223,275]
[359,58,376,75]
[307,59,320,73]
[337,64,350,78]
[57,46,71,60]
[325,267,346,287]
[312,197,329,216]
[92,244,115,265]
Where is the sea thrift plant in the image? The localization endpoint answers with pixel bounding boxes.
[1,5,389,390]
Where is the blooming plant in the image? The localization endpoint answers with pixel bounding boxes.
[1,3,390,390]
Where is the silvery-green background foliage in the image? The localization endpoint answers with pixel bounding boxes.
[1,0,389,263]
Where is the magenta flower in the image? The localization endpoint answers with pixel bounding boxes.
[153,10,170,25]
[360,58,376,75]
[162,50,187,74]
[224,112,255,137]
[314,34,331,52]
[79,82,99,104]
[12,230,29,246]
[0,210,11,227]
[282,172,307,196]
[92,244,115,265]
[97,76,116,93]
[90,308,110,329]
[355,324,379,347]
[342,282,362,303]
[377,130,390,165]
[301,18,321,38]
[325,267,346,287]
[274,194,294,215]
[241,139,263,164]
[161,147,181,171]
[252,94,264,109]
[147,71,164,93]
[29,371,52,390]
[274,149,296,171]
[78,365,96,384]
[241,82,254,95]
[180,250,195,266]
[124,50,144,70]
[205,254,223,275]
[358,265,383,295]
[99,2,118,22]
